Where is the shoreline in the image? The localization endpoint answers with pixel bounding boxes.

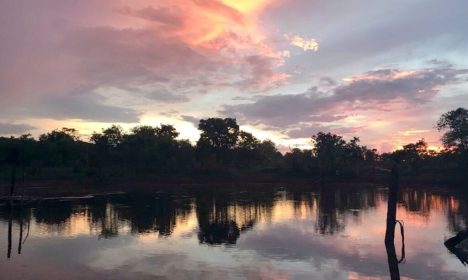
[0,173,459,202]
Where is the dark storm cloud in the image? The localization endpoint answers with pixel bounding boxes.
[0,93,141,123]
[180,115,201,126]
[223,89,329,127]
[144,90,190,103]
[0,123,36,135]
[222,67,468,136]
[287,125,364,138]
[334,68,468,104]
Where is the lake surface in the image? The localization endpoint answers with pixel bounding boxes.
[1,184,468,279]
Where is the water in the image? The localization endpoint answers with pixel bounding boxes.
[1,185,468,279]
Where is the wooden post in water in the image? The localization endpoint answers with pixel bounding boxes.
[7,213,12,259]
[18,209,23,254]
[10,165,16,196]
[385,164,399,243]
[385,164,400,280]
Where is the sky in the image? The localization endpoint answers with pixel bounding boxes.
[1,0,467,152]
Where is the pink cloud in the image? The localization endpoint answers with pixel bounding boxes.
[223,66,468,150]
[0,0,289,108]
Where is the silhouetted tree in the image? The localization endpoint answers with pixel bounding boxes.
[437,108,468,168]
[119,124,182,172]
[155,124,180,171]
[391,139,427,173]
[196,118,240,170]
[437,108,468,150]
[284,148,313,173]
[156,124,179,141]
[235,131,260,169]
[90,125,123,148]
[312,132,346,175]
[256,140,282,170]
[1,110,468,182]
[364,148,378,163]
[197,118,239,150]
[90,125,123,174]
[38,128,83,168]
[39,127,79,142]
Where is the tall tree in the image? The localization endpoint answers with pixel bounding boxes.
[90,125,123,148]
[284,148,313,173]
[236,131,259,151]
[235,131,260,169]
[156,124,179,141]
[437,108,468,151]
[39,127,79,143]
[257,140,282,168]
[197,118,239,150]
[391,139,427,172]
[39,128,81,166]
[312,132,346,174]
[437,108,468,168]
[90,125,124,173]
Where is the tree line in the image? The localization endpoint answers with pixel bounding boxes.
[0,108,467,182]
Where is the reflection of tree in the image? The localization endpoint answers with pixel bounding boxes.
[287,187,379,235]
[400,190,433,218]
[196,192,240,245]
[198,220,240,245]
[313,187,377,235]
[1,206,32,259]
[195,190,274,245]
[316,188,344,235]
[101,204,120,238]
[34,201,74,226]
[86,201,120,239]
[446,191,468,233]
[398,188,468,233]
[4,192,194,239]
[447,201,467,233]
[115,192,191,236]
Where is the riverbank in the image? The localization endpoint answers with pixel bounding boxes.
[0,171,462,203]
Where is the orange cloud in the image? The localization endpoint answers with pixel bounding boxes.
[221,0,271,13]
[342,70,418,82]
[290,35,319,52]
[0,0,294,111]
[119,0,287,91]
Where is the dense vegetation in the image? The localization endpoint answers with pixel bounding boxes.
[0,108,467,184]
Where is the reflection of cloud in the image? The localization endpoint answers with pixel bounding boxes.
[3,189,468,279]
[238,208,466,279]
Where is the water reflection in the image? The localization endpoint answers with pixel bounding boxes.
[1,186,468,279]
[195,190,274,245]
[4,205,31,259]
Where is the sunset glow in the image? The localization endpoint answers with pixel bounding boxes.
[1,0,467,152]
